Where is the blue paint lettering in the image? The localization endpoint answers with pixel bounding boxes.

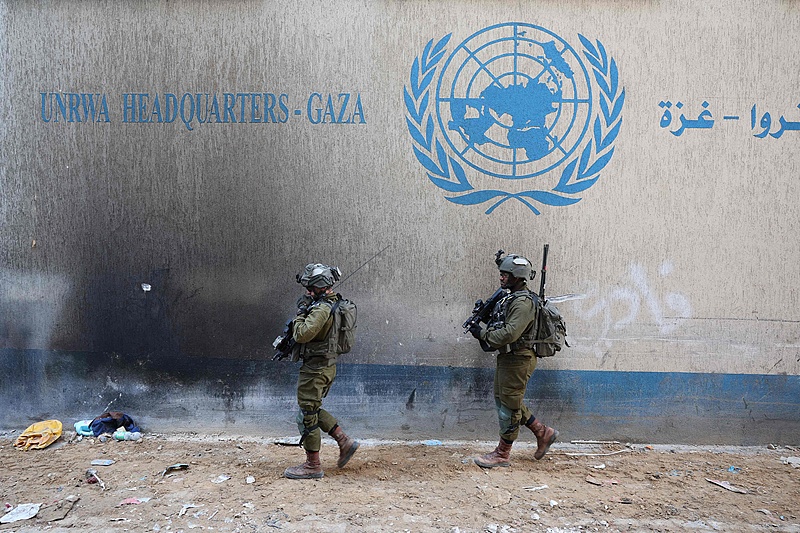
[165,93,178,123]
[209,94,222,123]
[264,93,277,122]
[278,94,289,123]
[122,93,136,123]
[223,93,236,123]
[40,93,51,122]
[54,93,68,122]
[322,95,337,123]
[180,93,194,131]
[307,92,365,124]
[250,92,262,122]
[195,93,209,124]
[337,93,351,123]
[68,94,81,122]
[151,94,163,122]
[235,93,248,122]
[351,93,365,124]
[307,93,323,123]
[81,94,110,123]
[138,93,151,123]
[40,93,109,123]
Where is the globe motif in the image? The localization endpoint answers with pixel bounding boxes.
[436,23,593,179]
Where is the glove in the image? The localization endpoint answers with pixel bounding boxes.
[468,323,483,340]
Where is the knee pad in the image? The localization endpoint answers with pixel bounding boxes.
[295,409,306,434]
[498,403,518,435]
[296,408,320,444]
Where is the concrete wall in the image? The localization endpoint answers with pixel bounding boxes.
[1,0,799,444]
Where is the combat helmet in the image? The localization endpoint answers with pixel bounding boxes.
[296,263,342,288]
[495,250,534,281]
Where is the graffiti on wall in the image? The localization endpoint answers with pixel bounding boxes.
[567,260,693,356]
[405,22,625,215]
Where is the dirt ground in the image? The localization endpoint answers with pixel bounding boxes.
[1,431,799,533]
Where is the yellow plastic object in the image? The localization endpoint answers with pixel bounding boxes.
[14,419,63,450]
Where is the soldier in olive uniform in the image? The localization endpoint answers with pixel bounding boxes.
[283,263,359,480]
[468,252,558,467]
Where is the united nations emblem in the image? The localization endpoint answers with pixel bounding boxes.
[404,23,625,214]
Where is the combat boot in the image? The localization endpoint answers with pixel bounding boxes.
[527,419,558,460]
[474,439,512,468]
[329,425,359,468]
[284,451,324,479]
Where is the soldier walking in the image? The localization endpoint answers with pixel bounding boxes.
[282,263,359,479]
[467,252,558,467]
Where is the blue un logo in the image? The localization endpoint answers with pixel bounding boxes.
[405,23,625,214]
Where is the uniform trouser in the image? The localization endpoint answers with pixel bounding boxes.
[296,360,338,452]
[494,352,538,442]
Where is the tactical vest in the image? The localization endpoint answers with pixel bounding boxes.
[488,290,538,353]
[299,297,337,362]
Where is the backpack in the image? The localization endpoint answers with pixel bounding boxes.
[532,295,569,357]
[325,295,357,355]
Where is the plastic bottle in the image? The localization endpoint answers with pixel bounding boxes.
[113,429,142,441]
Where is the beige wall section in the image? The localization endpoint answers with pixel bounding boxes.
[1,1,798,375]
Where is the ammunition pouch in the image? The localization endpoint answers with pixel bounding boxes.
[301,341,337,366]
[510,332,536,352]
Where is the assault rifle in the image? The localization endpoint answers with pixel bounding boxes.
[271,318,297,361]
[463,287,508,352]
[463,287,508,332]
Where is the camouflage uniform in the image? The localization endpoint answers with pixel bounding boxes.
[479,290,538,442]
[293,293,339,453]
[283,275,359,480]
[471,251,559,468]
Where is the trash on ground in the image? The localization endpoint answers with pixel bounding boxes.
[706,478,748,494]
[74,420,94,436]
[85,469,106,490]
[37,495,79,522]
[246,476,255,484]
[90,412,141,437]
[211,474,231,484]
[571,440,621,445]
[118,497,150,506]
[549,499,558,507]
[161,463,190,477]
[522,484,548,492]
[590,463,606,469]
[179,504,200,517]
[14,420,63,450]
[727,465,741,473]
[0,503,41,524]
[564,449,630,457]
[113,429,143,441]
[91,459,115,466]
[422,439,442,446]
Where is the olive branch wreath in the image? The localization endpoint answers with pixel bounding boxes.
[404,33,625,215]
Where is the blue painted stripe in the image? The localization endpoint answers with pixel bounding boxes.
[1,350,798,443]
